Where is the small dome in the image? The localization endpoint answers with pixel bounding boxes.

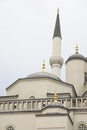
[26,72,61,81]
[65,53,87,64]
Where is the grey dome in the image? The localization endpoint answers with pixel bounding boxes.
[66,53,87,64]
[26,72,61,81]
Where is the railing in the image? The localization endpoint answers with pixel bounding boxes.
[0,97,87,112]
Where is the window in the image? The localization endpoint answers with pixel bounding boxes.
[78,124,87,130]
[29,96,36,109]
[6,126,14,130]
[84,72,87,83]
[29,96,35,99]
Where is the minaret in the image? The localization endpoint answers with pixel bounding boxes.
[50,9,63,78]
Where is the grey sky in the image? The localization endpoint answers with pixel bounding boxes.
[0,0,87,95]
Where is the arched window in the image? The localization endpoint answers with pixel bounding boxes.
[29,96,36,109]
[29,96,35,99]
[6,126,14,130]
[78,124,87,130]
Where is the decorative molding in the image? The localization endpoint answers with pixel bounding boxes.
[50,56,63,66]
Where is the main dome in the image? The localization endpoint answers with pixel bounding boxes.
[65,53,87,64]
[26,72,61,81]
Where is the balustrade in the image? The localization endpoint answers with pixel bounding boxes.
[0,97,87,112]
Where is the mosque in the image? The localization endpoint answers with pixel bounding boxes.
[0,9,87,130]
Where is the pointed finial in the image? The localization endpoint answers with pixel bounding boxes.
[76,44,79,54]
[57,8,59,14]
[54,91,58,103]
[42,59,45,72]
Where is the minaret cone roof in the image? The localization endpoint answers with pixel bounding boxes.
[53,9,61,38]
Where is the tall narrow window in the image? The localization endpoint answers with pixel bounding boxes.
[6,126,14,130]
[29,96,35,109]
[84,72,87,83]
[78,124,87,130]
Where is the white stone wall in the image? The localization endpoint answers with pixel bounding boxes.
[6,78,75,99]
[36,115,68,130]
[6,79,48,99]
[0,113,36,130]
[47,79,75,97]
[66,59,85,96]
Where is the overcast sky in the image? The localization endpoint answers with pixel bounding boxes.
[0,0,87,96]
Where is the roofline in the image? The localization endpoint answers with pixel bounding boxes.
[0,94,19,98]
[47,92,71,97]
[6,79,19,90]
[0,95,18,99]
[41,104,68,111]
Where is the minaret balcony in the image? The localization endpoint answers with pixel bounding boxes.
[50,56,63,67]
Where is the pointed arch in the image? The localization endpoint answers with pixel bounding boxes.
[4,124,15,130]
[82,91,87,97]
[77,122,87,130]
[6,126,14,130]
[26,92,38,99]
[29,96,35,99]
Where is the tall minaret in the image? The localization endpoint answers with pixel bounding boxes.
[50,9,63,78]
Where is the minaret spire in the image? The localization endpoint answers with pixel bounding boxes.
[53,8,61,38]
[50,9,63,78]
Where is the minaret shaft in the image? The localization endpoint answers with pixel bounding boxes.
[53,37,61,56]
[51,64,61,77]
